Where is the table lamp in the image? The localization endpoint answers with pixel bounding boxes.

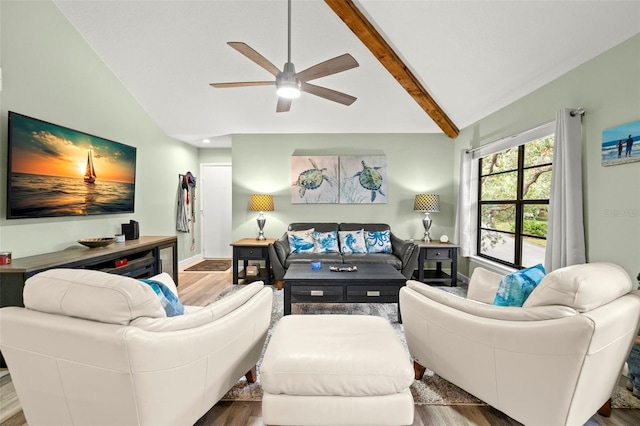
[414,194,440,242]
[248,194,274,240]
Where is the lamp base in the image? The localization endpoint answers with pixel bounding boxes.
[422,212,432,242]
[256,213,266,241]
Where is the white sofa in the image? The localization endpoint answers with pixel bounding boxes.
[0,269,273,426]
[399,262,640,426]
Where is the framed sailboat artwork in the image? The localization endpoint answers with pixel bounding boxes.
[6,111,137,219]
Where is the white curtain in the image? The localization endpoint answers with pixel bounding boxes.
[455,150,474,257]
[544,108,586,271]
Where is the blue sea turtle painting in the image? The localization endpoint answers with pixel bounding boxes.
[353,160,385,202]
[293,158,332,198]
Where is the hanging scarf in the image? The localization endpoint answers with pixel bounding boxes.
[176,175,189,232]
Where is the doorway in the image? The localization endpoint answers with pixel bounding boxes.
[200,164,232,258]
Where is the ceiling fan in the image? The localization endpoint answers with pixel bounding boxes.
[210,0,359,112]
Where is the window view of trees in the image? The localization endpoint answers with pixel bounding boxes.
[477,135,554,268]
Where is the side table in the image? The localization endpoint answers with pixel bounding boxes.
[230,238,276,286]
[415,242,459,287]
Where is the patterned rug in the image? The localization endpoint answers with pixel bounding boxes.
[220,284,485,405]
[184,259,231,272]
[219,284,640,409]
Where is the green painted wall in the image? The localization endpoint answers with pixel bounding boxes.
[230,133,455,242]
[454,34,640,280]
[199,148,232,165]
[0,0,200,261]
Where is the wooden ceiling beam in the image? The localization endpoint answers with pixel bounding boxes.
[325,0,459,138]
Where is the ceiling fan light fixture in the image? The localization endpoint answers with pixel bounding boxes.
[276,80,301,99]
[276,62,301,99]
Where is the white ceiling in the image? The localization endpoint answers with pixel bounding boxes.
[53,1,640,148]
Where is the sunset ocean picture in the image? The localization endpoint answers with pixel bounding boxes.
[7,112,136,218]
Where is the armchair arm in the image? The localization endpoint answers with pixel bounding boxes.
[404,280,576,321]
[131,282,268,332]
[268,235,289,281]
[391,233,418,279]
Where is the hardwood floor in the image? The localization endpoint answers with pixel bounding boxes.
[195,401,640,426]
[177,267,234,306]
[2,263,640,425]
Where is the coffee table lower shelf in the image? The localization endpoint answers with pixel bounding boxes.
[283,263,407,323]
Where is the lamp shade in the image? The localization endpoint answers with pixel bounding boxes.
[248,194,274,212]
[414,194,440,212]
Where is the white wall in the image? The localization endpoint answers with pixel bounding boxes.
[454,34,640,280]
[230,133,455,242]
[0,0,200,262]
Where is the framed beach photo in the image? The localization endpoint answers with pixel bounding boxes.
[602,120,640,166]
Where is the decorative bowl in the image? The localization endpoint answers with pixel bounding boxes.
[78,237,116,249]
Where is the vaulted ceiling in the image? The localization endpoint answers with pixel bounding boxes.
[53,1,640,147]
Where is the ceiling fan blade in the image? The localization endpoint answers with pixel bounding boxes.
[210,81,274,88]
[276,97,292,113]
[301,82,356,106]
[227,42,281,77]
[296,54,359,82]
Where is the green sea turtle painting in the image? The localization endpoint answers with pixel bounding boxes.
[339,155,387,204]
[353,160,385,202]
[290,156,338,203]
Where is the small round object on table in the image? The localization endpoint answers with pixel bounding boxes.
[78,238,116,248]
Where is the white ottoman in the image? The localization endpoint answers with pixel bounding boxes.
[261,315,414,426]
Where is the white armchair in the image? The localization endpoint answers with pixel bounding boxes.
[399,262,640,426]
[0,268,273,426]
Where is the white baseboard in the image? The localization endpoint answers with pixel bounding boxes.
[457,272,470,285]
[179,254,203,268]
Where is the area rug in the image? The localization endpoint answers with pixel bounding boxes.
[220,284,486,406]
[613,383,640,409]
[184,259,231,272]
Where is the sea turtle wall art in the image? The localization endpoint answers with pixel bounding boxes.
[339,155,387,204]
[290,156,339,203]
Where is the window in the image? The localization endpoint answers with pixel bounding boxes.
[476,133,554,269]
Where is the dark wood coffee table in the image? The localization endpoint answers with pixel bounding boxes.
[283,263,408,322]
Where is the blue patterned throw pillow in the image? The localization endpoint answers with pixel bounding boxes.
[139,279,185,317]
[338,230,367,254]
[287,229,315,254]
[313,230,339,253]
[365,230,392,254]
[493,263,546,307]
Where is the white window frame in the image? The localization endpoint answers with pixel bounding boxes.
[458,121,555,268]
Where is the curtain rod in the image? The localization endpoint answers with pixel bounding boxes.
[465,107,586,154]
[570,107,586,116]
[465,119,554,154]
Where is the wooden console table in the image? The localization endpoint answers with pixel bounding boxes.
[0,236,178,309]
